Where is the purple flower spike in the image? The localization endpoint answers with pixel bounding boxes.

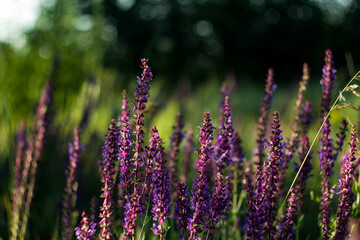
[334,126,357,239]
[132,58,153,185]
[149,126,171,238]
[216,96,234,172]
[188,112,215,240]
[99,120,119,240]
[181,125,194,183]
[278,188,298,239]
[205,172,229,240]
[261,111,283,238]
[254,68,276,171]
[62,126,82,240]
[320,49,336,119]
[174,183,191,239]
[75,211,96,240]
[119,90,132,193]
[244,171,262,239]
[168,112,184,199]
[319,118,334,239]
[122,188,145,240]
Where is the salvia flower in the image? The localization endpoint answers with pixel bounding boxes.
[244,171,262,239]
[320,49,336,119]
[131,58,153,185]
[278,188,298,239]
[75,211,96,240]
[205,172,228,240]
[188,112,214,240]
[261,111,283,238]
[119,90,132,194]
[334,126,357,240]
[149,126,171,239]
[99,120,119,240]
[215,96,234,172]
[174,183,191,240]
[62,126,82,240]
[122,188,145,240]
[253,68,276,168]
[319,118,334,240]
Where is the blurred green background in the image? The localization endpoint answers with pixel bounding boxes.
[1,0,360,238]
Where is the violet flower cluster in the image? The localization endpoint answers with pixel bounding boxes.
[254,68,277,168]
[205,172,229,239]
[174,183,191,240]
[75,211,97,240]
[149,126,171,239]
[99,120,119,240]
[278,188,298,239]
[122,59,152,240]
[319,49,337,240]
[119,90,132,195]
[334,127,357,239]
[188,112,214,240]
[131,58,153,185]
[244,171,262,239]
[320,49,336,119]
[215,96,234,172]
[261,111,283,238]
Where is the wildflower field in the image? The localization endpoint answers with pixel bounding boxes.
[2,46,360,240]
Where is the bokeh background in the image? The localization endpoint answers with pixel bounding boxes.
[1,0,360,238]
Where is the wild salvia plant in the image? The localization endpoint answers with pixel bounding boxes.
[253,68,276,169]
[319,49,336,239]
[11,80,52,240]
[149,126,171,239]
[174,182,191,239]
[244,170,262,239]
[98,120,119,239]
[188,112,214,240]
[62,126,82,240]
[75,211,97,240]
[334,124,357,240]
[261,111,283,239]
[122,58,152,240]
[278,188,298,239]
[118,90,132,212]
